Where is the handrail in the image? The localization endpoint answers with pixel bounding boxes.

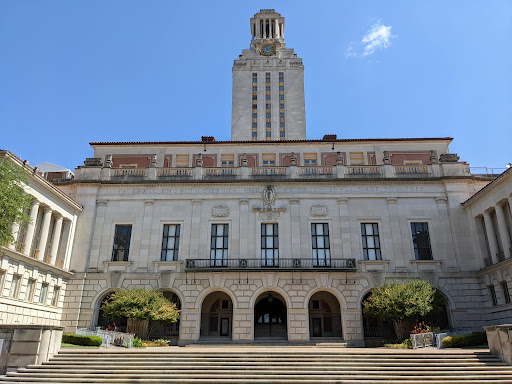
[185,258,356,270]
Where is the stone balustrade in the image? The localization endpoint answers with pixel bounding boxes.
[484,324,512,364]
[73,162,472,182]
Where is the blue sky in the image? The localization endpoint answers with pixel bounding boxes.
[1,1,511,171]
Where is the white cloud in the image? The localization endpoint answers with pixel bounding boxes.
[346,20,396,58]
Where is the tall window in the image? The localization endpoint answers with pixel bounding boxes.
[0,270,5,296]
[39,283,48,305]
[361,223,381,260]
[161,224,180,261]
[410,222,432,260]
[9,275,21,299]
[502,281,511,304]
[261,224,279,267]
[112,225,132,261]
[26,279,36,302]
[51,286,60,306]
[211,224,228,267]
[489,285,498,306]
[312,223,331,267]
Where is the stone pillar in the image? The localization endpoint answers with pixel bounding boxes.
[232,308,253,342]
[387,197,405,271]
[24,200,40,257]
[290,199,300,257]
[239,199,249,259]
[275,19,279,38]
[436,197,458,269]
[137,200,154,271]
[508,196,512,219]
[343,309,365,347]
[190,200,202,257]
[36,208,52,261]
[8,222,20,250]
[496,204,512,259]
[338,199,351,259]
[63,219,75,271]
[483,211,500,264]
[256,19,260,39]
[49,215,63,265]
[88,200,108,272]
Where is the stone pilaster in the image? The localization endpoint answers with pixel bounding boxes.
[88,200,108,272]
[49,215,63,266]
[387,197,405,270]
[24,200,40,257]
[495,204,512,259]
[337,198,351,258]
[36,208,52,261]
[436,197,458,270]
[483,211,499,264]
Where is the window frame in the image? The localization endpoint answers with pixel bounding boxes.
[210,224,229,267]
[26,278,36,302]
[39,282,48,305]
[489,284,498,306]
[261,223,279,267]
[51,285,60,307]
[111,224,133,262]
[360,223,382,261]
[410,222,433,260]
[161,224,181,261]
[9,274,21,299]
[311,223,331,267]
[502,281,511,304]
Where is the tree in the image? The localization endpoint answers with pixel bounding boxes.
[363,280,444,341]
[100,289,180,339]
[0,159,32,248]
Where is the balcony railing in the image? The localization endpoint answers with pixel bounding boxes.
[74,162,473,182]
[185,258,356,271]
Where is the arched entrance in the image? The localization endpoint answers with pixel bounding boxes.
[96,292,127,332]
[200,291,233,339]
[308,291,342,339]
[149,291,181,342]
[254,291,287,340]
[361,292,395,342]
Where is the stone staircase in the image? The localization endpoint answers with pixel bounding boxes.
[2,347,512,383]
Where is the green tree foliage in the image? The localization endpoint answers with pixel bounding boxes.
[0,159,32,247]
[101,289,180,324]
[363,280,443,341]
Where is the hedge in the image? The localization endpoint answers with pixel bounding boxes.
[442,332,487,348]
[62,333,102,346]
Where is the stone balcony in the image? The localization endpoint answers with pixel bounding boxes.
[185,258,357,271]
[73,163,472,182]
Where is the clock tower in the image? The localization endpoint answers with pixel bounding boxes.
[231,9,306,141]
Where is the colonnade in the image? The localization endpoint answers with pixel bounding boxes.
[9,198,72,269]
[479,196,512,265]
[251,17,284,40]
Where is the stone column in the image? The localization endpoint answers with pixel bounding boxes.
[8,222,20,250]
[290,199,300,258]
[387,197,405,271]
[36,208,52,261]
[24,200,40,256]
[337,199,351,258]
[63,219,75,271]
[138,200,154,271]
[190,200,202,258]
[436,197,458,269]
[88,200,108,272]
[256,19,260,39]
[483,211,500,264]
[508,196,512,219]
[496,204,512,259]
[274,19,278,38]
[239,199,249,259]
[49,215,63,265]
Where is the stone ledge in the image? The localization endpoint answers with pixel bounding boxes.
[103,261,133,272]
[358,260,390,272]
[152,261,183,273]
[409,259,442,272]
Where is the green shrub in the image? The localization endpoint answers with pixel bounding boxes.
[442,332,487,348]
[62,333,102,346]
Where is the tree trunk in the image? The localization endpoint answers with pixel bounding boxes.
[127,318,149,339]
[393,319,416,342]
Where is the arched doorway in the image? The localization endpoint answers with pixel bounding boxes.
[149,291,181,342]
[254,291,287,340]
[420,290,451,330]
[308,291,342,339]
[361,292,395,343]
[96,292,127,332]
[200,291,233,339]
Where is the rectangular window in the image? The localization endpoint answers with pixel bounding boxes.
[262,153,276,166]
[39,283,48,305]
[112,225,132,261]
[411,222,433,260]
[361,223,382,260]
[266,104,271,109]
[175,154,189,167]
[26,279,36,301]
[252,132,257,138]
[280,112,285,118]
[252,113,257,118]
[252,73,257,83]
[266,86,271,91]
[266,131,271,137]
[489,285,498,306]
[253,95,258,100]
[210,224,228,267]
[261,224,279,266]
[266,122,271,128]
[221,154,234,166]
[0,270,5,295]
[161,224,180,261]
[266,113,271,118]
[252,87,257,91]
[252,122,257,128]
[51,286,60,306]
[304,153,317,165]
[312,223,331,267]
[280,131,285,137]
[279,103,284,109]
[502,281,511,304]
[252,104,257,110]
[266,95,271,100]
[279,95,284,100]
[9,274,21,299]
[279,86,284,91]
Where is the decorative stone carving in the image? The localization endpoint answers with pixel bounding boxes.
[104,154,113,168]
[253,206,287,220]
[383,151,390,165]
[336,152,343,165]
[84,158,103,167]
[211,205,229,217]
[196,153,203,167]
[439,153,460,163]
[310,205,328,217]
[290,152,297,166]
[150,154,157,167]
[263,185,276,207]
[241,153,248,167]
[430,150,438,164]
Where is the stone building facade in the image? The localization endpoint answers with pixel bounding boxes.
[0,151,82,326]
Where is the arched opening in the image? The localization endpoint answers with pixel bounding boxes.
[200,291,233,339]
[254,291,287,340]
[96,292,127,332]
[308,291,342,339]
[420,290,451,330]
[361,292,396,344]
[149,291,181,343]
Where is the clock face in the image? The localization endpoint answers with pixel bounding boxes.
[260,43,276,56]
